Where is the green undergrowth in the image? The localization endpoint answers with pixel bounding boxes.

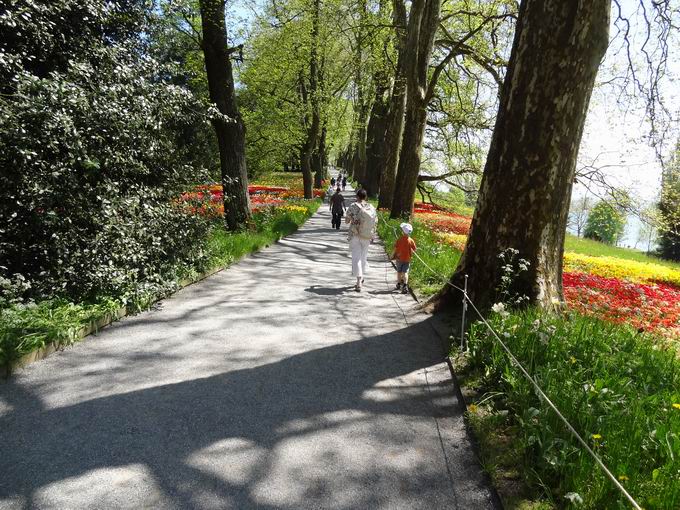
[565,234,680,269]
[454,309,680,509]
[374,205,680,508]
[376,212,462,296]
[0,200,320,368]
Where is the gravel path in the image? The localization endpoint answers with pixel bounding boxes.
[0,191,497,510]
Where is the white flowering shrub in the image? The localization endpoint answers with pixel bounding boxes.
[0,1,213,303]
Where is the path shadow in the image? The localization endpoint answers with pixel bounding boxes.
[0,190,495,509]
[0,317,467,509]
[304,285,355,296]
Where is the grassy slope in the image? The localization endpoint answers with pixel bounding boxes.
[457,309,679,510]
[565,234,680,269]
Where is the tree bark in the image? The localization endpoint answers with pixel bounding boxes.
[364,80,389,197]
[199,0,250,230]
[301,0,321,199]
[378,0,408,210]
[390,0,440,219]
[439,0,610,311]
[313,124,328,188]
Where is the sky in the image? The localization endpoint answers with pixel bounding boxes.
[578,0,679,204]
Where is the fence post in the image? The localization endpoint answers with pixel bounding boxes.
[460,274,468,351]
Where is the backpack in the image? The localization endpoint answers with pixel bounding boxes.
[355,203,377,240]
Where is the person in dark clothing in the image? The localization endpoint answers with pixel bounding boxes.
[330,177,336,187]
[329,187,346,230]
[341,176,347,191]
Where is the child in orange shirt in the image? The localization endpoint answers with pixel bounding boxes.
[390,222,416,294]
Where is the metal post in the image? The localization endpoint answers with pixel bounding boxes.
[460,274,468,351]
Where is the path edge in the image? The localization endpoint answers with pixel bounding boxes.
[1,212,320,379]
[426,311,506,510]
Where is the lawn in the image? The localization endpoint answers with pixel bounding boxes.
[565,234,680,269]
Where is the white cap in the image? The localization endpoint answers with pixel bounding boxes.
[400,222,413,235]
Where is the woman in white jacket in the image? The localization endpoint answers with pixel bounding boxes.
[345,188,377,292]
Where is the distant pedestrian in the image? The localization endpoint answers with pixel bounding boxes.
[346,189,377,292]
[390,222,416,294]
[330,177,336,187]
[342,175,347,191]
[329,187,345,230]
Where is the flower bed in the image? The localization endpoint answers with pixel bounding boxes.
[563,271,680,338]
[415,210,472,236]
[407,204,680,339]
[564,252,680,288]
[180,182,325,217]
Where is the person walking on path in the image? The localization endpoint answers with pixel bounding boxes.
[329,187,346,230]
[390,222,417,294]
[326,181,336,202]
[341,175,347,191]
[345,188,377,292]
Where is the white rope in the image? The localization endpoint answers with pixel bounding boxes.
[376,212,642,510]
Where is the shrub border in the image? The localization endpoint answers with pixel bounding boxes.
[1,203,320,379]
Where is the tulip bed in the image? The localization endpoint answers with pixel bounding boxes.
[406,202,680,340]
[180,182,326,217]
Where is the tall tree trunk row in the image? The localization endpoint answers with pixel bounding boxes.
[199,0,250,230]
[378,0,408,210]
[389,0,441,219]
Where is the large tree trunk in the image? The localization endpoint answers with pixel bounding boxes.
[313,125,328,188]
[439,0,610,311]
[350,0,370,189]
[378,0,407,210]
[364,81,389,197]
[390,104,428,217]
[199,0,250,230]
[389,0,440,218]
[301,0,321,199]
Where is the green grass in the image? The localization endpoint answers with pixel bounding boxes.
[565,234,680,269]
[0,298,122,367]
[457,309,680,509]
[0,200,320,368]
[376,212,462,296]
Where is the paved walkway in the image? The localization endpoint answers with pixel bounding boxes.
[0,191,496,509]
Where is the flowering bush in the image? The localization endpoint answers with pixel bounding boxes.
[0,8,212,303]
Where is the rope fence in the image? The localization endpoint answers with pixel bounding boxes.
[375,212,643,510]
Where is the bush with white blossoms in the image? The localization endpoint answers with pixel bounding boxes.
[0,1,214,304]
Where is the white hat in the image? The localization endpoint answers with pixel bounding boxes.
[400,222,413,235]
